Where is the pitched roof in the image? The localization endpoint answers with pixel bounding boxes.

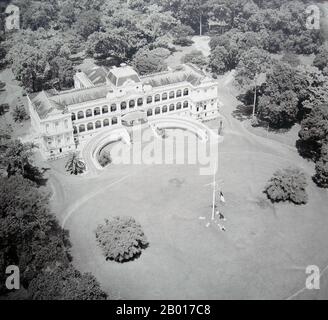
[30,86,111,119]
[141,64,205,87]
[82,64,206,88]
[29,64,210,120]
[108,65,141,87]
[30,91,63,119]
[84,66,110,86]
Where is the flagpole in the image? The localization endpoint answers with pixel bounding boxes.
[211,170,216,220]
[211,123,221,220]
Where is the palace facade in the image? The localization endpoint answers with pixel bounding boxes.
[27,63,220,160]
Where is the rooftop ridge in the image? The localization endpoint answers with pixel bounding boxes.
[49,83,111,97]
[140,69,172,79]
[31,90,58,119]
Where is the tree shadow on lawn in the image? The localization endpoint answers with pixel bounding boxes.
[255,195,278,218]
[104,242,150,264]
[232,104,253,122]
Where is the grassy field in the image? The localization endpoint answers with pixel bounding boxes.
[47,71,328,299]
[50,131,328,299]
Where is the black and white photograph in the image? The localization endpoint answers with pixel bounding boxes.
[0,0,327,304]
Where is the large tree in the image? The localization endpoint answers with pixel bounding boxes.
[87,31,127,61]
[0,175,107,298]
[28,265,107,300]
[313,143,328,188]
[256,63,327,128]
[74,9,101,39]
[95,216,149,263]
[313,45,328,74]
[235,47,272,120]
[166,0,211,35]
[264,167,308,205]
[0,139,43,183]
[0,175,68,294]
[298,104,328,161]
[133,48,169,75]
[257,90,299,128]
[12,0,59,31]
[137,6,179,41]
[6,30,75,92]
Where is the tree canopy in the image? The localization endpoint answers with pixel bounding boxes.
[133,48,169,75]
[264,168,308,205]
[0,171,106,298]
[298,104,328,161]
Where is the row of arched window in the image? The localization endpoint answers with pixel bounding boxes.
[149,88,189,104]
[74,117,119,134]
[146,101,189,116]
[73,100,190,134]
[71,89,190,121]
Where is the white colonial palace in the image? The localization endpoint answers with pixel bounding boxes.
[28,63,220,160]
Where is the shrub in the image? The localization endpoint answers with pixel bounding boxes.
[65,152,86,175]
[313,143,328,188]
[264,168,308,205]
[171,24,194,38]
[98,151,112,167]
[95,216,149,263]
[133,48,169,75]
[0,103,9,116]
[173,37,194,47]
[12,105,30,122]
[182,50,207,69]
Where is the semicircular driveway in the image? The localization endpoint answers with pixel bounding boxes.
[81,116,223,175]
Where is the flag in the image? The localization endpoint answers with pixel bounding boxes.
[220,191,225,203]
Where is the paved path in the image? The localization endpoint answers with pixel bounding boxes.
[0,68,23,106]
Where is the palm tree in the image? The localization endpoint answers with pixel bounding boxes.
[65,152,86,175]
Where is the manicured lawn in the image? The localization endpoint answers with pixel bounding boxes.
[49,116,328,299]
[45,46,328,299]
